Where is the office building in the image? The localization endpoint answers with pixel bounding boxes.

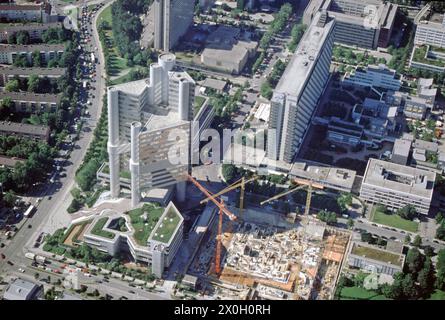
[0,121,50,142]
[106,53,195,207]
[0,66,66,86]
[154,0,194,51]
[348,242,405,276]
[76,201,183,278]
[303,0,398,49]
[414,12,445,49]
[201,26,258,74]
[0,43,64,65]
[267,11,335,163]
[342,64,401,91]
[3,278,43,300]
[0,22,62,42]
[360,158,436,215]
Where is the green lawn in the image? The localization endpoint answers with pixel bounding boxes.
[91,217,115,239]
[194,96,207,116]
[127,203,164,246]
[428,290,445,300]
[97,5,112,25]
[339,286,389,300]
[151,207,181,244]
[352,244,403,267]
[371,208,419,232]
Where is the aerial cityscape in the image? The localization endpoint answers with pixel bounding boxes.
[1,0,445,304]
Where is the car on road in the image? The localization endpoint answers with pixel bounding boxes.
[128,290,136,294]
[390,236,397,240]
[372,223,378,227]
[18,268,25,273]
[1,253,5,259]
[7,260,14,265]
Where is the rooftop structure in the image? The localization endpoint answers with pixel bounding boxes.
[3,278,43,300]
[267,11,335,163]
[414,8,445,49]
[200,78,228,92]
[0,43,64,64]
[0,66,66,86]
[0,91,61,114]
[391,138,411,165]
[0,22,62,42]
[289,162,356,193]
[348,242,405,276]
[342,64,401,91]
[0,121,50,142]
[360,158,436,215]
[0,155,23,168]
[201,26,258,75]
[0,2,53,23]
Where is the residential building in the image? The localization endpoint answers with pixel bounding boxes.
[2,278,43,300]
[0,2,53,23]
[342,64,401,91]
[0,91,61,113]
[0,22,62,42]
[78,201,184,278]
[303,0,398,49]
[0,121,50,142]
[201,26,258,74]
[154,0,194,52]
[360,158,436,215]
[347,242,405,276]
[267,11,335,163]
[106,54,195,207]
[0,66,66,86]
[0,43,64,65]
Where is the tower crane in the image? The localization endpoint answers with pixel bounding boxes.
[186,174,237,275]
[260,178,324,217]
[200,176,258,218]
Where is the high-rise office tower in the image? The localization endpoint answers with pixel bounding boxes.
[267,11,335,163]
[154,0,194,52]
[107,54,195,207]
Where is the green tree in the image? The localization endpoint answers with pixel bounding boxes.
[436,222,445,241]
[347,218,354,229]
[5,79,20,92]
[412,235,422,247]
[27,74,41,93]
[405,247,424,275]
[222,164,237,183]
[397,205,417,220]
[417,258,435,297]
[337,193,353,212]
[16,31,30,45]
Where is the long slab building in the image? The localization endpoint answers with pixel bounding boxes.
[267,10,335,163]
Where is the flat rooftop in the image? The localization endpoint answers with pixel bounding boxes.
[350,242,404,267]
[274,11,335,98]
[0,91,61,103]
[0,121,49,136]
[0,22,61,32]
[0,66,66,76]
[150,203,182,244]
[0,43,65,52]
[363,158,436,199]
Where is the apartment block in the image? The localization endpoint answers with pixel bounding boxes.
[0,121,50,142]
[0,2,52,23]
[267,11,335,163]
[0,66,66,86]
[0,22,62,42]
[0,43,64,65]
[0,91,61,113]
[360,158,436,215]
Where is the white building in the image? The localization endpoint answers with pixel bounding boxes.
[0,2,53,23]
[342,64,401,91]
[106,54,195,207]
[267,11,335,163]
[0,44,64,65]
[415,13,445,49]
[154,0,194,52]
[360,158,436,215]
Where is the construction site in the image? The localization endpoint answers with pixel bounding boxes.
[185,175,351,300]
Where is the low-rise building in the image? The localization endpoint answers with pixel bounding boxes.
[360,158,436,215]
[201,26,258,74]
[2,278,43,300]
[414,11,445,49]
[0,91,61,113]
[0,121,50,142]
[0,22,62,42]
[0,2,53,23]
[0,66,66,86]
[327,117,363,146]
[79,201,184,278]
[0,43,64,65]
[342,64,401,91]
[391,138,411,166]
[347,242,405,276]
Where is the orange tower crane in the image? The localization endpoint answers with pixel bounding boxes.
[186,174,237,275]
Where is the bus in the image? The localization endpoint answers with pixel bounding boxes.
[24,205,36,218]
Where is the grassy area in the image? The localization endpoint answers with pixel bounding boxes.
[371,208,419,232]
[412,46,445,67]
[339,286,389,300]
[127,203,164,246]
[97,5,112,25]
[194,96,207,116]
[151,207,181,244]
[428,290,445,300]
[91,217,115,239]
[351,244,403,267]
